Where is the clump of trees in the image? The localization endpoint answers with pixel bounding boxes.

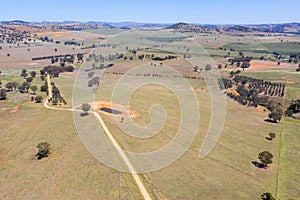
[229,70,241,77]
[285,99,300,117]
[5,81,19,91]
[227,53,253,70]
[40,65,75,77]
[268,109,283,123]
[64,41,81,46]
[18,82,30,93]
[35,142,51,160]
[48,82,67,106]
[218,75,285,108]
[86,63,114,71]
[32,53,84,64]
[86,53,123,62]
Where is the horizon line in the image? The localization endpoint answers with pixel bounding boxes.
[1,19,300,26]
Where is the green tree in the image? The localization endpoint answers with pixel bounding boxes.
[35,96,43,103]
[18,82,30,93]
[30,85,38,94]
[268,133,276,140]
[35,142,51,160]
[40,85,47,92]
[30,71,36,78]
[20,69,28,79]
[52,98,58,105]
[81,103,91,114]
[26,76,33,83]
[6,81,18,91]
[258,151,273,167]
[0,88,7,100]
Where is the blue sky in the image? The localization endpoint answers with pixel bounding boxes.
[0,0,299,24]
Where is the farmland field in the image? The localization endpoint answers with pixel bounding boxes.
[0,22,299,200]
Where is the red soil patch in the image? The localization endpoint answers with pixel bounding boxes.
[250,60,297,70]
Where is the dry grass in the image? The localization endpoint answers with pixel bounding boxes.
[0,106,123,199]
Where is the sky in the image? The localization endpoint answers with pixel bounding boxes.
[0,0,299,24]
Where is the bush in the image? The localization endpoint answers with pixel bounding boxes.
[35,142,51,160]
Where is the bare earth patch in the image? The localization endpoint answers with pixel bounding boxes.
[94,101,138,118]
[249,60,297,70]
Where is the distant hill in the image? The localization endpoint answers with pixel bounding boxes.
[87,21,171,29]
[0,20,30,25]
[166,22,216,32]
[0,20,299,33]
[167,22,300,34]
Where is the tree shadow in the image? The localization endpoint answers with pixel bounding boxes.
[80,113,89,117]
[264,119,277,124]
[252,161,266,169]
[100,107,122,115]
